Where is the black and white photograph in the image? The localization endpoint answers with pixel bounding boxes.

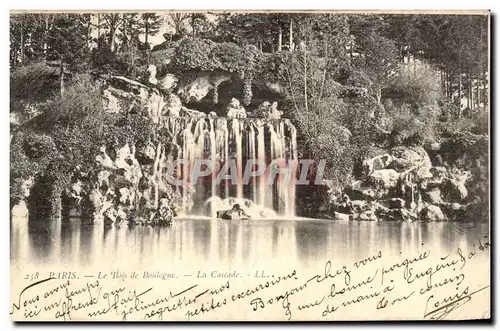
[9,10,490,321]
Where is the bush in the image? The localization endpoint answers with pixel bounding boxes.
[169,37,266,78]
[389,104,440,147]
[10,62,60,103]
[36,73,105,129]
[22,133,56,159]
[386,63,443,108]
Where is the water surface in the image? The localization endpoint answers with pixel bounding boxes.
[10,217,488,271]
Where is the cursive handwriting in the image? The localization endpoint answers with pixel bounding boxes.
[10,236,490,321]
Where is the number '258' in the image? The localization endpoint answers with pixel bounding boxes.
[24,272,39,282]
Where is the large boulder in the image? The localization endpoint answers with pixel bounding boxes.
[424,187,444,205]
[147,64,159,85]
[104,75,170,122]
[367,169,400,189]
[145,90,166,122]
[158,74,179,91]
[267,102,283,120]
[177,73,230,103]
[415,166,433,181]
[388,198,405,209]
[136,142,157,165]
[444,169,471,201]
[390,146,432,171]
[254,101,271,118]
[11,177,34,220]
[118,187,133,205]
[147,198,174,226]
[96,146,115,169]
[350,200,367,213]
[217,204,250,220]
[226,98,247,119]
[362,153,393,176]
[162,93,183,117]
[265,82,284,95]
[428,166,449,186]
[97,170,111,187]
[102,89,121,113]
[422,205,446,221]
[115,144,133,169]
[358,210,378,222]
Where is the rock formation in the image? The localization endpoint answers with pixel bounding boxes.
[226,98,247,119]
[334,146,473,222]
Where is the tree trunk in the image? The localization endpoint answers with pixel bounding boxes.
[303,49,308,113]
[87,18,92,49]
[376,88,382,105]
[278,25,282,52]
[191,16,196,37]
[440,67,445,93]
[145,22,149,45]
[476,73,480,109]
[43,16,49,59]
[122,18,128,50]
[97,14,101,41]
[444,69,448,98]
[482,66,487,107]
[110,28,116,52]
[458,73,462,117]
[469,73,473,110]
[412,54,416,76]
[289,19,293,50]
[59,58,65,97]
[449,72,453,104]
[20,22,24,65]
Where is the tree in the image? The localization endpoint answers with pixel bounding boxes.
[167,13,191,38]
[102,13,123,53]
[349,15,399,104]
[120,13,141,52]
[46,14,89,95]
[188,13,207,37]
[140,13,162,46]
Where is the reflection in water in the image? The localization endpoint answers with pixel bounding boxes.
[11,217,488,270]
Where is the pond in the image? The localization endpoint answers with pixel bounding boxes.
[10,217,488,271]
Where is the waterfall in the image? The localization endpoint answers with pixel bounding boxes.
[161,117,298,218]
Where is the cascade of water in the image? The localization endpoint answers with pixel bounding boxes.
[248,124,257,203]
[159,116,298,217]
[231,120,244,199]
[256,121,266,208]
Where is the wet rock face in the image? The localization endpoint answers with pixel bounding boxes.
[217,204,250,220]
[367,169,400,189]
[162,93,183,117]
[102,75,167,122]
[226,98,247,119]
[362,154,393,176]
[390,146,433,171]
[332,145,477,222]
[11,177,34,219]
[176,73,231,104]
[65,142,177,227]
[422,205,446,221]
[253,101,283,120]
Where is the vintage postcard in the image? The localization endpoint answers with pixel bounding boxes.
[9,10,490,321]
